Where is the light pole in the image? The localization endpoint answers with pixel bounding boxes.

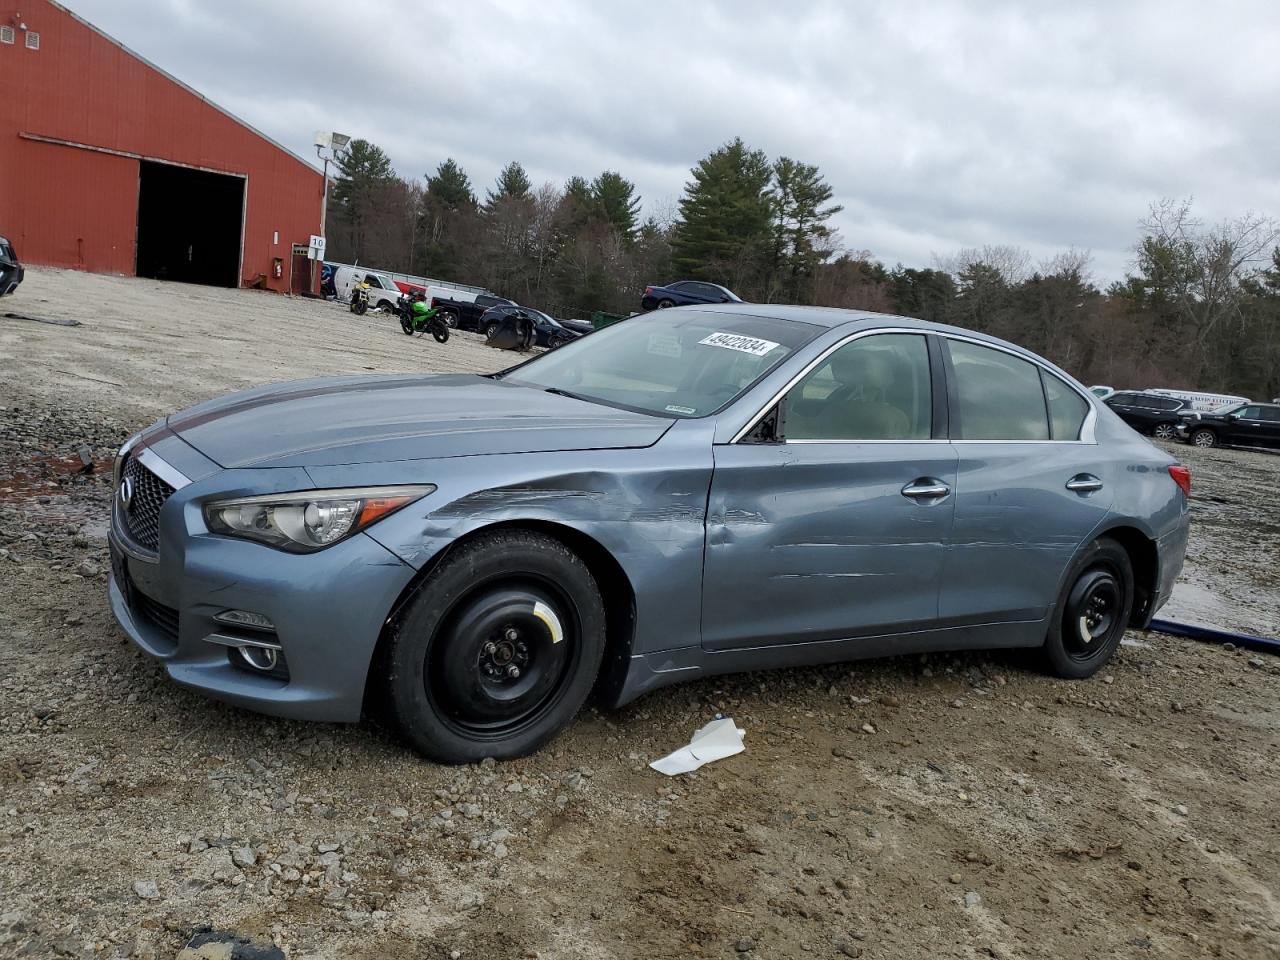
[313,131,351,292]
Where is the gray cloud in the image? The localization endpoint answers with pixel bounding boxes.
[68,0,1280,282]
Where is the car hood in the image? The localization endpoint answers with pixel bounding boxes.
[166,374,674,468]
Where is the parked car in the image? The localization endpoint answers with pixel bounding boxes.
[0,235,23,296]
[641,280,742,311]
[1103,391,1189,439]
[555,316,596,337]
[478,305,580,348]
[431,293,516,330]
[107,306,1189,762]
[1177,401,1280,449]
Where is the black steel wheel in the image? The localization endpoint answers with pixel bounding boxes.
[353,298,367,316]
[1042,537,1133,679]
[385,529,606,763]
[432,323,450,344]
[399,316,414,335]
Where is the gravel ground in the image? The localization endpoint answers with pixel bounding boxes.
[1,268,1278,960]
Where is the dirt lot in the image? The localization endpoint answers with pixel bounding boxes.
[2,268,1279,960]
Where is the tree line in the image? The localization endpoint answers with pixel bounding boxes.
[325,139,1280,399]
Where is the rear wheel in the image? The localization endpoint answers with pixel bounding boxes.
[432,323,450,344]
[1041,538,1133,679]
[385,530,606,763]
[1153,422,1177,440]
[440,310,459,328]
[657,298,675,309]
[1191,428,1217,448]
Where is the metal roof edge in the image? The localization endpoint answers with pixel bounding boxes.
[48,0,322,178]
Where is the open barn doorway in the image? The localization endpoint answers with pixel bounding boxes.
[136,161,244,287]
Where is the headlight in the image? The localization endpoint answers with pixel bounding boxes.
[204,485,434,553]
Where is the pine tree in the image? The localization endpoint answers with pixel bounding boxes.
[590,171,641,240]
[426,158,475,209]
[332,139,395,210]
[770,157,843,301]
[671,138,773,289]
[485,162,532,208]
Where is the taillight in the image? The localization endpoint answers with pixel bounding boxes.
[644,286,653,295]
[1168,464,1191,497]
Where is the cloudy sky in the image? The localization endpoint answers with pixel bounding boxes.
[68,0,1280,282]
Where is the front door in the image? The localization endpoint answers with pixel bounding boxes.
[1224,405,1278,447]
[703,332,956,651]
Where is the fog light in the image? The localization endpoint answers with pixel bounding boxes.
[214,609,275,631]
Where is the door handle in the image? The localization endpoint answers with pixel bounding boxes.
[1066,474,1104,494]
[901,478,951,500]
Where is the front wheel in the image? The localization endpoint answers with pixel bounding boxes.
[1153,422,1177,440]
[353,299,367,316]
[1191,428,1217,448]
[385,530,606,763]
[485,321,499,339]
[399,316,414,335]
[1041,538,1133,679]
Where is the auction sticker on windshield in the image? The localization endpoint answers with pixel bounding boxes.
[698,332,781,356]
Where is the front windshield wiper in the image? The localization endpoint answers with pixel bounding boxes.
[544,386,589,402]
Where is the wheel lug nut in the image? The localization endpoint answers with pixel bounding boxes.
[484,642,497,655]
[506,664,521,679]
[505,628,519,642]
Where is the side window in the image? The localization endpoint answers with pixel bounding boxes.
[1238,406,1262,419]
[1261,407,1280,422]
[947,340,1050,440]
[1108,392,1134,405]
[1043,372,1088,440]
[784,334,932,441]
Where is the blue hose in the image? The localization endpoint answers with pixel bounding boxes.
[1148,618,1280,656]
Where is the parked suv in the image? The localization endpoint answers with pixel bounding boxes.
[1178,402,1280,449]
[0,236,23,296]
[1103,391,1188,439]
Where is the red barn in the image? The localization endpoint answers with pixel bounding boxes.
[0,1,322,292]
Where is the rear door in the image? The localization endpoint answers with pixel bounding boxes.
[1226,405,1272,446]
[1104,392,1142,429]
[1261,406,1280,447]
[939,338,1112,624]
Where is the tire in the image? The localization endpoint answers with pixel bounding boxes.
[432,324,450,344]
[353,299,367,316]
[550,334,570,350]
[1153,422,1177,440]
[657,298,675,309]
[399,316,414,335]
[385,530,607,763]
[485,321,499,340]
[440,310,459,328]
[377,300,394,313]
[1041,538,1134,679]
[1191,428,1217,448]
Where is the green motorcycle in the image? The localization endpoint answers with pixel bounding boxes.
[396,294,450,343]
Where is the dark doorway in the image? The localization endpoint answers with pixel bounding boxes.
[136,161,244,287]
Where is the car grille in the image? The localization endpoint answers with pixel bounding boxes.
[120,455,175,552]
[134,587,180,641]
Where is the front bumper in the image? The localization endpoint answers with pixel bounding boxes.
[106,448,419,723]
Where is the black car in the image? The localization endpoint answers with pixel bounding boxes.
[1103,391,1189,439]
[556,316,595,337]
[0,236,23,297]
[478,305,580,348]
[1177,402,1280,449]
[640,280,742,311]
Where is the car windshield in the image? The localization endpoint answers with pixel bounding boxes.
[504,311,819,418]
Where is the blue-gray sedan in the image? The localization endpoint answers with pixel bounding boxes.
[107,306,1190,762]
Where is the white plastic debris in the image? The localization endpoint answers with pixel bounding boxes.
[649,716,746,776]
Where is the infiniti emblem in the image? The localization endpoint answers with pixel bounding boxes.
[118,476,135,511]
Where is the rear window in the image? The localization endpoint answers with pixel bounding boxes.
[947,340,1050,440]
[1043,371,1088,440]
